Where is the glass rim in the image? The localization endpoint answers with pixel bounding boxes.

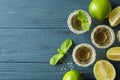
[91,25,115,49]
[72,43,96,67]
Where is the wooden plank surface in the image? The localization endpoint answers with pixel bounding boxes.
[0,0,118,29]
[0,0,119,80]
[0,29,119,63]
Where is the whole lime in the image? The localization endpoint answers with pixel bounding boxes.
[62,70,84,80]
[89,0,111,21]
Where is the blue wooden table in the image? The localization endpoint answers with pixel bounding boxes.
[0,0,120,80]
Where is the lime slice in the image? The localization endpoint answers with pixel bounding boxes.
[107,47,120,61]
[93,60,116,80]
[109,6,120,27]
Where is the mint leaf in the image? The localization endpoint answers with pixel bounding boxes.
[50,53,64,66]
[49,39,73,66]
[82,22,90,31]
[77,10,90,31]
[78,10,87,22]
[57,48,64,54]
[60,39,72,54]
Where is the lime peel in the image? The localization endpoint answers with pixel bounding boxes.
[89,0,111,21]
[62,70,84,80]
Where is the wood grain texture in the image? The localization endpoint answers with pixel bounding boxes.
[0,29,119,80]
[0,0,119,80]
[0,63,94,80]
[0,29,119,63]
[0,0,118,29]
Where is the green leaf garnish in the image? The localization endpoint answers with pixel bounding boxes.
[57,48,64,54]
[78,10,90,31]
[59,39,72,54]
[49,39,73,66]
[82,22,90,31]
[50,53,64,66]
[78,10,88,22]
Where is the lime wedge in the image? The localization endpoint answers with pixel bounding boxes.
[106,47,120,61]
[109,6,120,27]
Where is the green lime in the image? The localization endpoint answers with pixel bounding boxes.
[89,0,111,21]
[108,6,120,27]
[62,70,84,80]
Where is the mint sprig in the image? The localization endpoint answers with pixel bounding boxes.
[50,39,73,66]
[78,10,90,31]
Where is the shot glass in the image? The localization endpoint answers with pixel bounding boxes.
[72,43,96,67]
[91,25,115,49]
[67,10,92,34]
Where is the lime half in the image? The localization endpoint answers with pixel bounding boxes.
[94,60,116,80]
